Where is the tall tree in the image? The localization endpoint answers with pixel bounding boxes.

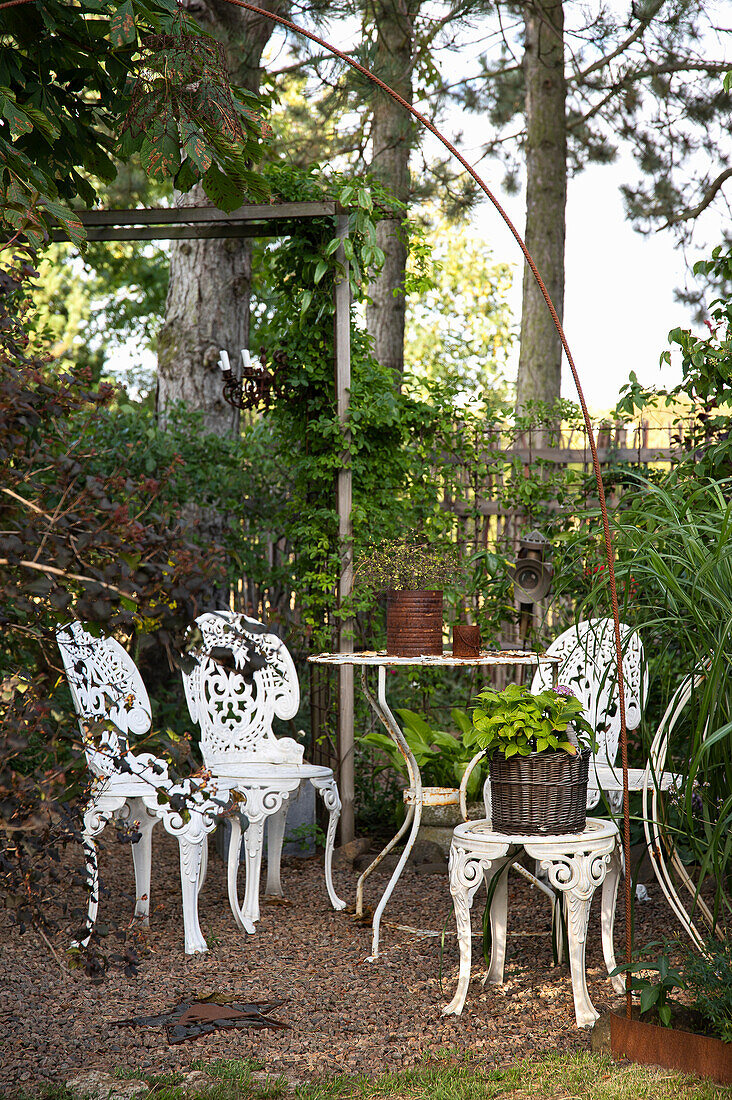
[515,0,566,411]
[156,0,289,436]
[455,0,730,409]
[364,0,419,381]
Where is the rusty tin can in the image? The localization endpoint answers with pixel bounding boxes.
[386,590,443,656]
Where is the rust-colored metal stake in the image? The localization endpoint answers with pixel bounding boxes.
[213,0,634,1014]
[1,0,634,1015]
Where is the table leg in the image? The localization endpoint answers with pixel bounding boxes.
[359,665,423,959]
[442,844,490,1016]
[484,860,511,985]
[368,798,422,961]
[602,842,625,994]
[537,847,612,1029]
[355,804,414,919]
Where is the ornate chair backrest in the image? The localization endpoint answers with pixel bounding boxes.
[181,611,302,774]
[531,617,647,779]
[56,621,152,778]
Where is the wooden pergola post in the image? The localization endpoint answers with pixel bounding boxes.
[334,213,355,843]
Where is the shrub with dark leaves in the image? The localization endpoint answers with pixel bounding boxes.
[0,256,224,973]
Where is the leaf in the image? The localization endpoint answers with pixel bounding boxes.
[313,259,328,285]
[639,984,659,1014]
[2,98,33,139]
[201,164,242,213]
[110,0,136,48]
[181,124,213,174]
[174,157,199,194]
[40,199,86,248]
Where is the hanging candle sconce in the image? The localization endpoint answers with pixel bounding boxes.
[218,347,288,411]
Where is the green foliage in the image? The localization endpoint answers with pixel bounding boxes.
[573,474,732,928]
[614,938,732,1040]
[0,0,270,251]
[683,938,732,1043]
[617,245,732,479]
[361,707,485,797]
[404,216,515,400]
[465,684,596,759]
[354,538,463,593]
[612,947,686,1028]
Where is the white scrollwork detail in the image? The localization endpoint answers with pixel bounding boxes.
[531,618,647,807]
[181,612,303,771]
[539,850,611,943]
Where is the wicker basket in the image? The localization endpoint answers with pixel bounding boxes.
[489,748,590,835]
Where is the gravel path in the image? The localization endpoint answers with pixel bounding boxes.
[0,829,678,1092]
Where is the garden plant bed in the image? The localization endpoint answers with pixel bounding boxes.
[0,829,703,1097]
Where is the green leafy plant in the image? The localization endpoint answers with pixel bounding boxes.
[682,938,732,1043]
[612,946,686,1028]
[284,822,326,851]
[361,707,484,798]
[355,539,463,593]
[465,683,596,759]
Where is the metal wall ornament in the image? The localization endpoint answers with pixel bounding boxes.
[218,346,288,411]
[508,529,554,604]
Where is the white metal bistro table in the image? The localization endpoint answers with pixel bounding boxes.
[442,816,624,1028]
[308,649,561,959]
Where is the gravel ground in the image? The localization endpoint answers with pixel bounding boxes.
[0,828,679,1092]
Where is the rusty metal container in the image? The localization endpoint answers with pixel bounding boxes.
[453,623,481,657]
[386,590,443,656]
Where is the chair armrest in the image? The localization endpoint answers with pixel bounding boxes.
[592,762,681,793]
[459,748,488,821]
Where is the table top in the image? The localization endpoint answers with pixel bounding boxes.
[309,649,561,667]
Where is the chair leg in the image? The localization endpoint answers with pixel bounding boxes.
[227,814,255,935]
[443,849,490,1016]
[72,832,100,949]
[72,796,126,949]
[198,832,209,896]
[311,776,346,912]
[127,797,157,927]
[178,836,208,955]
[241,816,266,930]
[265,805,288,898]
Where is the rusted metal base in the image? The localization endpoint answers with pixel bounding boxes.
[610,1012,732,1085]
[386,590,443,656]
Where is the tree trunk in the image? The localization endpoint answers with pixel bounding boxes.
[515,0,567,413]
[365,0,417,382]
[157,0,287,435]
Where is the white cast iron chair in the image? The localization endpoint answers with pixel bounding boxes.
[57,621,224,955]
[447,619,652,1025]
[181,611,346,934]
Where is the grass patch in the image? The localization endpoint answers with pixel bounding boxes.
[4,1051,730,1100]
[295,1051,731,1100]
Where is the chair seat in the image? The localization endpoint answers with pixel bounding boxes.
[209,762,335,783]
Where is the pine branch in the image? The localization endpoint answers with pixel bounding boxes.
[660,168,732,228]
[574,0,666,81]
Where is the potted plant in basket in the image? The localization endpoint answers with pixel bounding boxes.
[355,539,462,656]
[463,683,597,834]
